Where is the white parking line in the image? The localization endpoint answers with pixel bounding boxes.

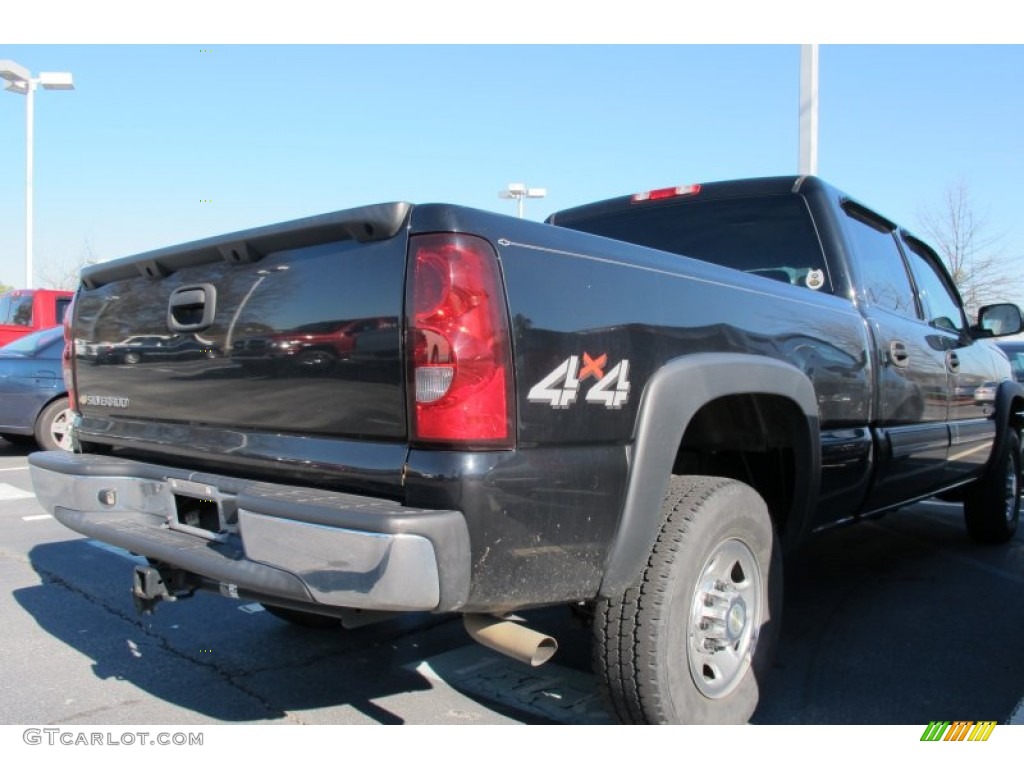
[21,514,52,521]
[0,466,28,472]
[0,483,34,500]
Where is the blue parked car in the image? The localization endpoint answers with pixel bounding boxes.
[0,325,73,451]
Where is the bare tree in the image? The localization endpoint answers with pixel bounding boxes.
[38,238,100,290]
[917,180,1018,320]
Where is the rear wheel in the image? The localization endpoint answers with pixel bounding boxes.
[261,603,343,629]
[35,398,74,452]
[964,430,1021,544]
[594,476,781,724]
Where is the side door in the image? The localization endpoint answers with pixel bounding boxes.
[842,204,951,511]
[899,232,999,484]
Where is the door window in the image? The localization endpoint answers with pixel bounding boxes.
[900,235,965,333]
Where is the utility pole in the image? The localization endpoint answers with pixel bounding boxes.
[799,44,819,176]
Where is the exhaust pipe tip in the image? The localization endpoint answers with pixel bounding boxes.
[463,613,558,667]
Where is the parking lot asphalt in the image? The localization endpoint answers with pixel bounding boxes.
[1,440,1023,727]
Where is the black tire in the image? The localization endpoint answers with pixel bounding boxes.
[964,430,1021,544]
[594,476,782,724]
[261,603,343,629]
[34,398,75,452]
[123,351,142,365]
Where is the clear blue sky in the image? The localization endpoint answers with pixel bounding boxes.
[1,43,1022,304]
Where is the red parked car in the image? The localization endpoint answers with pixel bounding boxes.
[0,289,74,347]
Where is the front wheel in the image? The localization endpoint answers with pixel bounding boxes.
[35,398,74,452]
[964,430,1021,544]
[594,476,781,724]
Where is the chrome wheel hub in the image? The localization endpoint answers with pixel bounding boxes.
[688,538,762,699]
[51,408,74,452]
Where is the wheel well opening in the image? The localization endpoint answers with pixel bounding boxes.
[672,394,806,538]
[37,395,71,421]
[1010,395,1024,432]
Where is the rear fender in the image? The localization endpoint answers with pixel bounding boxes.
[598,353,820,597]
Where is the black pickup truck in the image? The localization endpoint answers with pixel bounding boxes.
[30,176,1024,724]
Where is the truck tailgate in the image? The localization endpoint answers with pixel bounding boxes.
[72,204,411,455]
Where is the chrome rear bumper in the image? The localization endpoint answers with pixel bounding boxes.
[29,451,471,613]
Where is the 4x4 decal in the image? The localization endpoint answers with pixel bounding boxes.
[527,353,631,409]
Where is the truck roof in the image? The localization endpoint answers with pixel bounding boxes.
[547,175,836,226]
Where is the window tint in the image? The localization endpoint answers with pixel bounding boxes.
[844,211,918,319]
[56,297,71,325]
[0,293,34,326]
[901,236,964,332]
[557,196,831,291]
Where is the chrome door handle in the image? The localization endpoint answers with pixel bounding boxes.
[889,340,910,368]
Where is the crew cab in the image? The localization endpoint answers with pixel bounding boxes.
[29,176,1024,724]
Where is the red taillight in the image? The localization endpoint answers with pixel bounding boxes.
[63,292,78,413]
[631,184,702,203]
[406,233,513,447]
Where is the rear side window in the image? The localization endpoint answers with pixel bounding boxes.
[558,195,832,292]
[0,294,34,326]
[843,210,918,319]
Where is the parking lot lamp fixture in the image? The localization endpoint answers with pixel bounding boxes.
[499,182,547,219]
[1,60,75,289]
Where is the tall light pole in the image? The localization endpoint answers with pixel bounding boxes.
[499,182,546,219]
[798,45,819,176]
[1,60,75,289]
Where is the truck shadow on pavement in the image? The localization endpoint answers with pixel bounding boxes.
[14,501,1024,725]
[17,539,467,724]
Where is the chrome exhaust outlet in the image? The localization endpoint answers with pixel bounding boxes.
[463,613,558,667]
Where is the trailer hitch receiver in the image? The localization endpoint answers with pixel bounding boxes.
[132,564,195,615]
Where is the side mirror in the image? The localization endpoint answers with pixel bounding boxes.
[975,303,1024,338]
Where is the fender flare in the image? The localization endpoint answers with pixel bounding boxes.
[598,353,821,597]
[987,380,1024,472]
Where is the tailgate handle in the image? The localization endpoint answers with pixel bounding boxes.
[167,284,217,332]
